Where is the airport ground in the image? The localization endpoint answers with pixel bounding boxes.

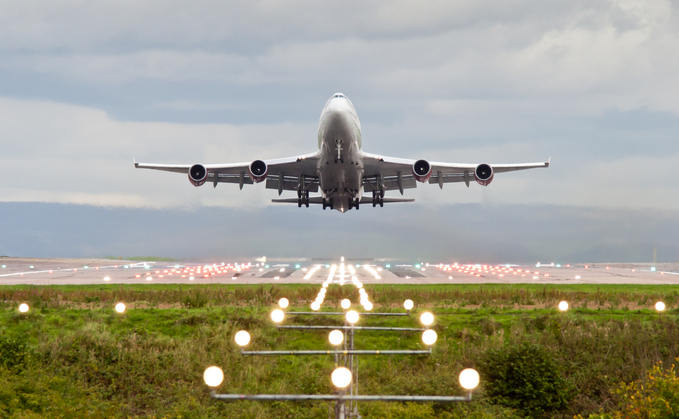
[1,257,678,418]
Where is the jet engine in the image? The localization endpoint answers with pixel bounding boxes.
[412,159,432,183]
[188,164,208,187]
[249,160,268,183]
[474,163,494,186]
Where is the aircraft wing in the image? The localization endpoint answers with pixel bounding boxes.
[134,151,321,192]
[360,151,549,192]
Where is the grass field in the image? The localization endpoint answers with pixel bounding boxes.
[1,283,678,418]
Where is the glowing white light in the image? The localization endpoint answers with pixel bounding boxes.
[271,309,284,323]
[404,299,414,310]
[279,298,289,309]
[18,303,29,313]
[575,275,581,280]
[311,302,321,311]
[532,276,539,280]
[341,299,351,309]
[146,276,152,281]
[203,366,224,387]
[189,276,194,281]
[459,368,480,390]
[656,301,666,312]
[115,302,126,313]
[346,310,359,324]
[422,329,437,345]
[331,367,352,388]
[558,301,569,311]
[103,276,110,281]
[235,330,251,346]
[420,312,434,326]
[329,330,344,346]
[279,268,285,272]
[364,302,373,311]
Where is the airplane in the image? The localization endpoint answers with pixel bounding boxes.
[134,93,549,213]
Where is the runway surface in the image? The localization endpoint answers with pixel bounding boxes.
[0,257,677,286]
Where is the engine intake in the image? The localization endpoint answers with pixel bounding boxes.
[249,160,268,183]
[188,164,208,187]
[412,159,432,183]
[474,163,494,186]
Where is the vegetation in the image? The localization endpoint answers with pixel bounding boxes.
[0,283,678,418]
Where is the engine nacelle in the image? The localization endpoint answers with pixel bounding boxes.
[188,164,208,187]
[474,163,494,186]
[249,160,268,183]
[412,159,432,183]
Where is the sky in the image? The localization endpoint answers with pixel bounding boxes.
[1,0,678,262]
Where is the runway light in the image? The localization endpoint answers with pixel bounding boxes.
[403,299,414,310]
[271,309,284,323]
[346,310,359,324]
[279,298,289,309]
[655,301,666,312]
[364,302,373,311]
[420,312,434,326]
[459,368,480,390]
[203,366,224,387]
[575,275,581,280]
[329,330,344,346]
[311,302,321,311]
[1,265,5,268]
[651,267,656,272]
[18,303,29,313]
[235,330,251,347]
[341,299,351,309]
[103,276,110,281]
[558,301,569,311]
[422,329,437,345]
[115,303,126,313]
[331,367,352,388]
[189,276,194,281]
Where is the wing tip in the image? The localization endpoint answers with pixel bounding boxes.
[133,158,139,168]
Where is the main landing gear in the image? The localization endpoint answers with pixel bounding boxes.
[322,198,333,210]
[348,197,360,210]
[297,190,309,207]
[372,190,384,207]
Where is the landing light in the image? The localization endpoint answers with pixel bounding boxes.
[311,302,321,311]
[403,299,414,310]
[655,301,666,312]
[278,298,289,309]
[203,366,224,387]
[558,301,569,311]
[341,299,351,309]
[19,303,29,313]
[115,303,126,313]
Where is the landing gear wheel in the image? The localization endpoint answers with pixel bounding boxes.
[322,198,328,210]
[354,198,360,210]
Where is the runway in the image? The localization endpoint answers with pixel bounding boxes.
[0,257,677,286]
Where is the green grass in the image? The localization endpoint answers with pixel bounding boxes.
[0,284,678,418]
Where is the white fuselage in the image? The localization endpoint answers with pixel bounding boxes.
[316,93,364,212]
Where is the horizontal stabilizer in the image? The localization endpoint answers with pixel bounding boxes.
[271,196,415,205]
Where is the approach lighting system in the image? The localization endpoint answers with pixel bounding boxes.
[203,366,224,387]
[310,302,321,311]
[655,301,666,312]
[346,310,359,324]
[422,329,437,346]
[341,299,351,309]
[271,309,285,323]
[331,367,352,389]
[558,301,569,312]
[328,330,344,346]
[459,368,480,390]
[278,298,289,309]
[420,312,434,326]
[404,299,414,310]
[115,303,126,313]
[235,330,251,347]
[18,303,29,313]
[103,276,110,281]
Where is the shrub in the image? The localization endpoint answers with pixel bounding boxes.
[0,333,29,369]
[478,342,572,417]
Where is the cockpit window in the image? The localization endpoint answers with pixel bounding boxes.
[333,94,345,98]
